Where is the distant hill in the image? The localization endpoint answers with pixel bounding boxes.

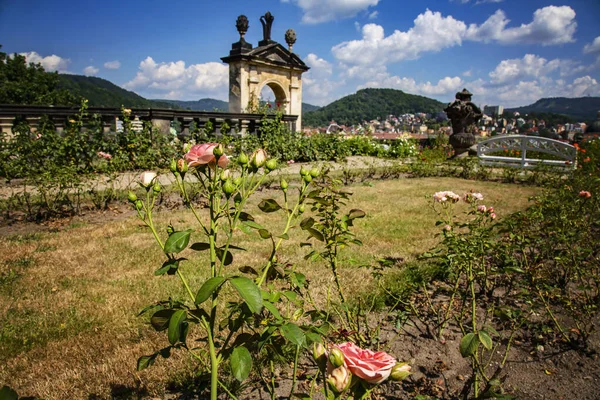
[155,98,229,111]
[155,98,321,114]
[58,74,175,108]
[302,88,445,127]
[506,97,600,121]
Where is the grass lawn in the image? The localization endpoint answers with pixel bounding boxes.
[0,176,539,399]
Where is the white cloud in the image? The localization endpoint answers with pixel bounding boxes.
[302,53,341,105]
[488,54,592,85]
[493,76,600,107]
[583,36,600,54]
[124,57,228,99]
[368,11,378,20]
[456,0,504,4]
[104,60,121,70]
[332,6,577,69]
[462,70,472,77]
[19,51,70,72]
[287,0,380,24]
[83,66,99,76]
[333,11,467,66]
[465,6,576,45]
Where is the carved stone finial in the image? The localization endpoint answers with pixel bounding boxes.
[260,11,275,43]
[236,15,249,40]
[285,29,297,51]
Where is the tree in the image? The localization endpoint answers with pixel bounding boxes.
[0,45,77,105]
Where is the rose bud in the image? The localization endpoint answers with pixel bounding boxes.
[140,171,157,187]
[303,174,313,184]
[233,177,242,186]
[234,193,242,205]
[135,200,144,210]
[327,365,351,393]
[487,206,494,214]
[300,166,309,176]
[127,191,138,203]
[280,178,289,191]
[265,159,278,172]
[250,149,267,168]
[166,225,175,235]
[223,180,235,197]
[238,152,249,166]
[310,168,319,178]
[490,213,497,220]
[220,170,231,181]
[177,158,188,174]
[298,204,305,214]
[329,348,345,368]
[313,343,327,370]
[390,362,411,382]
[153,183,161,195]
[213,144,224,158]
[169,158,177,173]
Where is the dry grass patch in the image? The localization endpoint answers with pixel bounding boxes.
[0,177,538,399]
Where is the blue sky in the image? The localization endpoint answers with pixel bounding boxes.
[1,0,599,108]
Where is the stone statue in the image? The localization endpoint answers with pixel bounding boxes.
[260,12,274,42]
[285,29,296,51]
[444,88,482,157]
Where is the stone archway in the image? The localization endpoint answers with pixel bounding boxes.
[259,80,288,110]
[221,12,309,132]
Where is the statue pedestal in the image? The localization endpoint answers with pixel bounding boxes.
[449,132,476,158]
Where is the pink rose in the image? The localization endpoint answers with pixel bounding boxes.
[336,342,396,384]
[579,190,592,199]
[184,143,229,169]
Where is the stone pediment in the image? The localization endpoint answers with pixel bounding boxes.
[222,42,309,71]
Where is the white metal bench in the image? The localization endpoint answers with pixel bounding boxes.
[477,135,576,170]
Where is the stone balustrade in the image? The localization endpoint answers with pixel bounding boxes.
[0,104,298,138]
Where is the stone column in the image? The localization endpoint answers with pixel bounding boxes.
[151,117,171,135]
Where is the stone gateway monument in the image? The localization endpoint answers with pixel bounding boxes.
[221,12,309,132]
[444,88,482,157]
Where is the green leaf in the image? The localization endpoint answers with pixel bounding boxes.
[155,259,178,276]
[258,229,272,239]
[478,330,493,350]
[190,242,210,251]
[231,346,252,382]
[280,323,306,346]
[459,332,480,358]
[195,276,227,305]
[137,354,157,371]
[168,310,187,345]
[164,229,192,254]
[348,209,366,219]
[151,309,175,331]
[242,220,265,230]
[300,217,315,229]
[215,248,234,266]
[258,199,282,213]
[305,227,324,242]
[0,386,18,400]
[239,266,259,276]
[277,233,289,240]
[238,212,255,222]
[263,301,282,320]
[230,277,263,313]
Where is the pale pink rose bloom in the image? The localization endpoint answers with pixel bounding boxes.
[433,192,448,202]
[185,143,229,169]
[477,205,487,213]
[446,192,460,203]
[443,225,452,231]
[579,190,592,199]
[490,213,497,220]
[471,193,483,201]
[336,342,396,384]
[140,171,157,186]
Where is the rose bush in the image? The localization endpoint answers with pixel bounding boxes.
[335,342,397,384]
[184,143,229,169]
